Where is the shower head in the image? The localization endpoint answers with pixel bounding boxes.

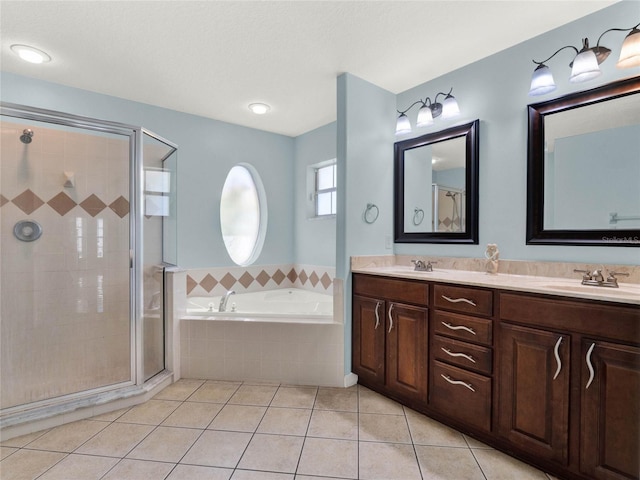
[445,190,456,197]
[20,129,34,144]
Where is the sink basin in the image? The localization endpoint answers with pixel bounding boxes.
[388,268,444,275]
[535,282,640,297]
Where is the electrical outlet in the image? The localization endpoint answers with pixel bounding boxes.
[385,235,392,249]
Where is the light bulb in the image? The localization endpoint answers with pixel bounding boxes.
[395,113,411,135]
[10,44,51,64]
[248,103,270,114]
[570,49,601,83]
[617,28,640,69]
[416,104,434,127]
[529,64,556,96]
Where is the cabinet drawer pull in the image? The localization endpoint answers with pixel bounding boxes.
[374,301,381,330]
[440,374,475,392]
[441,295,477,307]
[585,342,596,390]
[441,321,476,335]
[441,347,476,363]
[553,336,563,380]
[388,303,394,333]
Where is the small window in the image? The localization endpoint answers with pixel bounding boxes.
[314,162,337,216]
[220,164,267,266]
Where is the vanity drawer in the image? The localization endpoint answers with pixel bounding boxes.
[433,335,492,375]
[434,284,493,316]
[430,360,492,432]
[433,311,493,346]
[353,274,429,306]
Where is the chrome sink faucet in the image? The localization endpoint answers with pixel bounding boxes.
[411,259,436,272]
[219,290,236,312]
[573,266,629,288]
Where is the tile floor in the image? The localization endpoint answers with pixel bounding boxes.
[0,380,558,480]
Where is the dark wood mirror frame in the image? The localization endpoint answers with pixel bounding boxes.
[526,76,640,247]
[394,120,479,244]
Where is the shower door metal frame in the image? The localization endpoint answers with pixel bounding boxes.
[0,103,167,413]
[135,128,178,382]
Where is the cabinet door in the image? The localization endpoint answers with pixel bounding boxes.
[352,295,385,385]
[580,340,640,480]
[386,302,428,402]
[497,323,570,465]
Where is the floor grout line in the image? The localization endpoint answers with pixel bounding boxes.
[1,380,557,480]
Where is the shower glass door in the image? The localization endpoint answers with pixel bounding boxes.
[0,115,134,410]
[140,130,177,381]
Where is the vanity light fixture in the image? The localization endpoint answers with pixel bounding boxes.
[528,22,640,96]
[10,44,51,64]
[395,88,460,135]
[248,103,270,114]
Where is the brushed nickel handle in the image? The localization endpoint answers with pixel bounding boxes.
[388,303,394,333]
[441,321,476,336]
[553,336,563,380]
[440,374,475,392]
[441,295,477,307]
[441,347,476,364]
[586,343,596,389]
[374,301,380,330]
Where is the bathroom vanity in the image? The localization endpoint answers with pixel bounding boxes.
[351,266,640,480]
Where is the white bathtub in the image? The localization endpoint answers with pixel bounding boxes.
[185,288,334,324]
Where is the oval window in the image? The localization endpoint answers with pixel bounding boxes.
[220,164,267,266]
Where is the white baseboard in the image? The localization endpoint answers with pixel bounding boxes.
[344,372,358,387]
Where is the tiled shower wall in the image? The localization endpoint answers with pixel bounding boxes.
[185,264,335,297]
[0,121,132,410]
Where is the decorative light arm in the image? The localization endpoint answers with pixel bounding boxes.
[595,22,640,48]
[532,44,580,67]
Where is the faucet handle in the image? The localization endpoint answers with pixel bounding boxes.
[608,271,630,280]
[425,261,437,272]
[573,269,592,281]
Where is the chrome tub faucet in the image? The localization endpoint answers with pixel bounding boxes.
[219,290,236,312]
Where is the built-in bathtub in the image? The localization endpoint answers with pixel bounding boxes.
[180,287,347,386]
[185,288,334,323]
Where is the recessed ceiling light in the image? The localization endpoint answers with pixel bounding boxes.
[248,103,270,115]
[10,44,51,64]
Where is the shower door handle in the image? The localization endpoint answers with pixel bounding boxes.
[130,249,133,269]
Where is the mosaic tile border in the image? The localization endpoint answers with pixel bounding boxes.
[186,264,335,297]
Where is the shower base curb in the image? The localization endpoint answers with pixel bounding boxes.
[0,370,173,441]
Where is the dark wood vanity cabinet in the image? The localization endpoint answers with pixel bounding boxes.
[429,284,494,432]
[579,340,640,480]
[352,274,429,404]
[352,273,640,480]
[499,293,640,480]
[497,323,571,464]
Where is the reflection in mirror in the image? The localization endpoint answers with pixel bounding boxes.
[395,120,479,244]
[404,138,466,232]
[527,76,640,246]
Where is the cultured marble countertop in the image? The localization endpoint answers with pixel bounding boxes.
[351,265,640,306]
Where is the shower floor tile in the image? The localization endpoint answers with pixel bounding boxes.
[0,381,559,480]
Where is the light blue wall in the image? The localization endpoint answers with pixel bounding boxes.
[393,1,640,265]
[337,73,396,374]
[293,122,337,266]
[0,72,295,268]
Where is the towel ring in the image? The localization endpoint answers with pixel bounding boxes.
[364,203,379,224]
[413,208,424,226]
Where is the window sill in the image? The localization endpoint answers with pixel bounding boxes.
[307,214,336,221]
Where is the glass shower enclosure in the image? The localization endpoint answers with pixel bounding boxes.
[0,103,177,418]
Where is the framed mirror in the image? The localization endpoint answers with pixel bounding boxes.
[394,120,479,244]
[527,76,640,247]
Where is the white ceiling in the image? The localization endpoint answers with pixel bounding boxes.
[0,1,616,137]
